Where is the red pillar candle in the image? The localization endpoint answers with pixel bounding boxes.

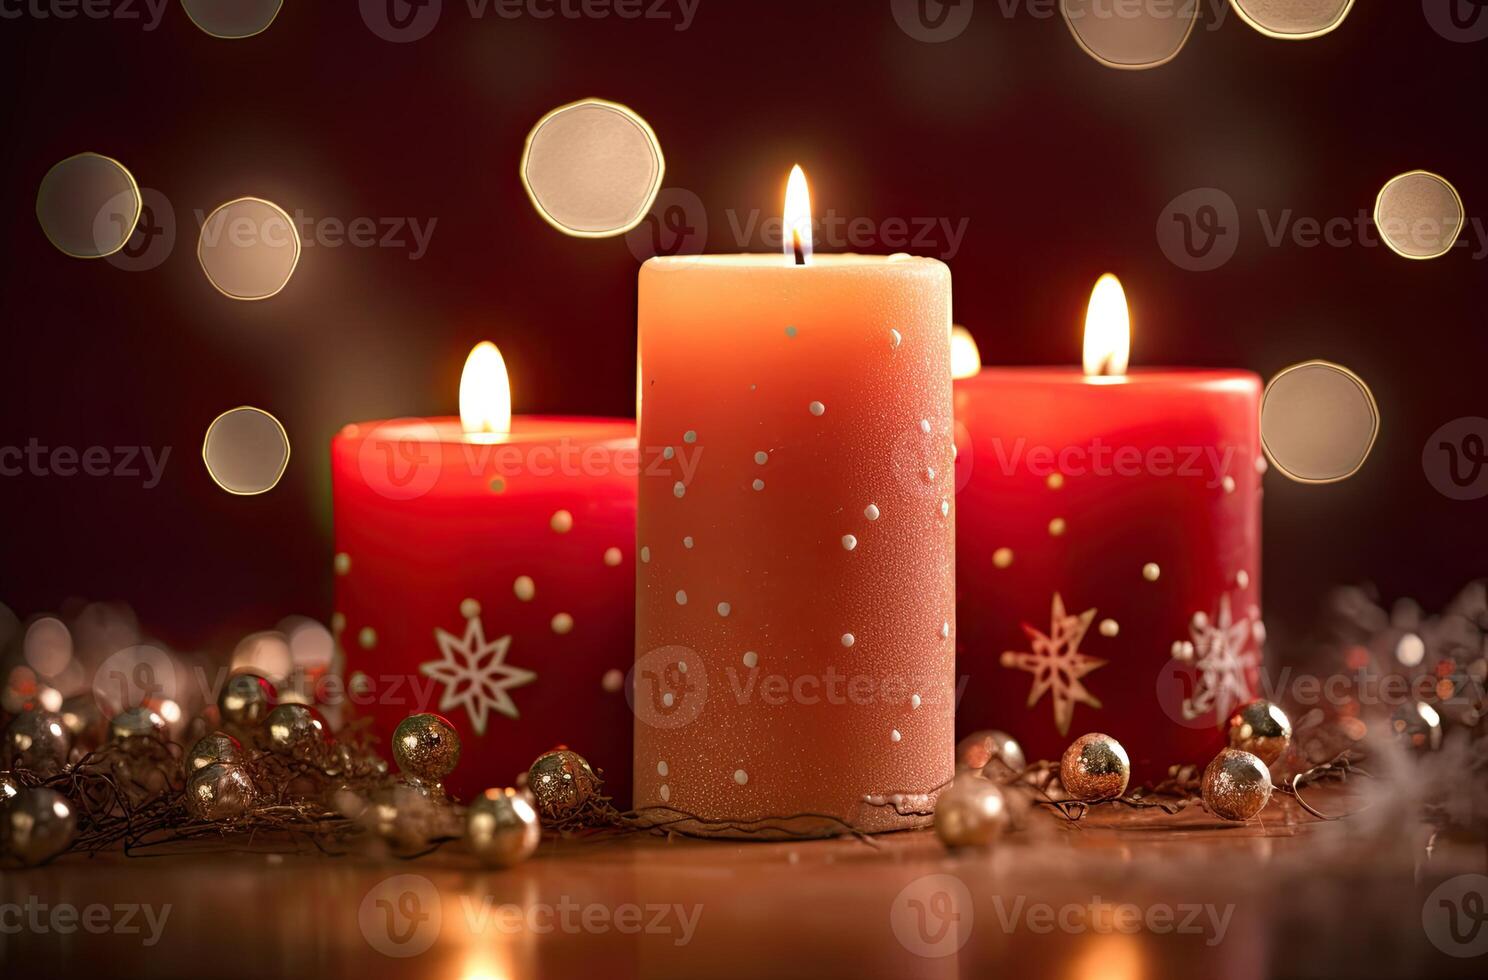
[632,168,956,836]
[954,276,1263,785]
[332,343,637,801]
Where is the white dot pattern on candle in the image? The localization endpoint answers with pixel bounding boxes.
[358,627,377,649]
[551,613,574,635]
[460,598,481,619]
[734,769,749,785]
[551,510,574,533]
[659,783,671,801]
[514,576,536,601]
[841,633,855,648]
[911,693,921,709]
[640,546,651,563]
[331,612,345,634]
[1255,456,1269,474]
[752,479,765,491]
[890,328,902,348]
[742,651,758,668]
[663,692,675,707]
[1048,517,1067,537]
[864,503,880,521]
[717,602,731,617]
[940,621,950,639]
[663,446,675,460]
[1192,611,1208,629]
[1222,475,1237,494]
[842,534,857,551]
[919,419,930,434]
[683,535,694,549]
[678,660,688,673]
[1172,640,1195,661]
[604,547,623,566]
[924,466,936,482]
[754,451,769,465]
[673,481,686,498]
[809,401,825,416]
[1253,621,1268,645]
[684,430,698,444]
[602,669,623,693]
[334,552,351,575]
[891,729,902,743]
[1099,618,1119,637]
[1047,473,1065,490]
[675,590,688,605]
[785,326,797,338]
[940,499,949,518]
[657,760,669,777]
[993,548,1014,569]
[1142,562,1161,582]
[1237,570,1250,589]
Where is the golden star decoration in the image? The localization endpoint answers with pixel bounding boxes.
[421,613,536,736]
[1000,593,1106,736]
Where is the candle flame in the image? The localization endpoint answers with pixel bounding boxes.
[460,341,512,441]
[950,325,982,380]
[1082,273,1130,377]
[783,164,813,265]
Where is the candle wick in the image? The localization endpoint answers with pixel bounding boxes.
[792,230,807,266]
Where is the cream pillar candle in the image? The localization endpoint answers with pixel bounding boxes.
[633,169,955,836]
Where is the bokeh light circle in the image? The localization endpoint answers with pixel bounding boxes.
[36,152,141,259]
[197,197,301,300]
[203,406,292,495]
[1261,360,1379,484]
[521,99,665,237]
[1230,0,1354,40]
[181,0,283,38]
[1061,0,1198,70]
[1374,171,1465,261]
[23,617,73,678]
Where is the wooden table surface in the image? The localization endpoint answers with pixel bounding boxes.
[1,788,1483,979]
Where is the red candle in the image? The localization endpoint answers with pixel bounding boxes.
[954,277,1263,784]
[332,343,637,801]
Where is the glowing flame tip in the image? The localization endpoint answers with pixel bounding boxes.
[460,341,513,440]
[1082,273,1130,378]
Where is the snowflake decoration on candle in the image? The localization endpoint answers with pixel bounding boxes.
[1178,594,1258,727]
[1000,593,1106,736]
[421,605,537,735]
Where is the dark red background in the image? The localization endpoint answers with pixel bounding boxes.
[1,1,1484,654]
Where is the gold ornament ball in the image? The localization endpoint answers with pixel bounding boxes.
[109,707,168,744]
[1060,732,1130,801]
[219,672,277,727]
[391,713,462,783]
[0,773,19,803]
[264,704,331,760]
[934,774,1010,847]
[527,748,602,822]
[1227,700,1292,766]
[954,729,1026,776]
[1201,748,1273,821]
[467,787,542,867]
[2,787,76,865]
[184,763,257,822]
[4,710,72,777]
[187,731,244,772]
